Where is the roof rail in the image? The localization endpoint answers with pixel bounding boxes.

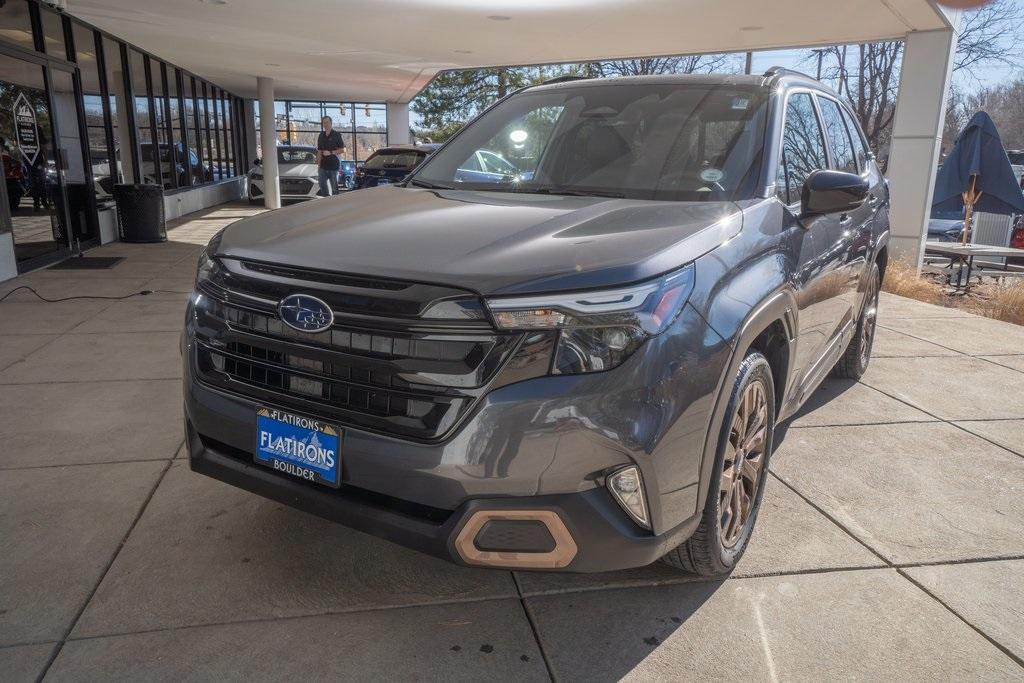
[540,75,590,86]
[761,66,815,85]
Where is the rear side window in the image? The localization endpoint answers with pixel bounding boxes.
[817,97,858,174]
[776,92,828,205]
[838,106,871,171]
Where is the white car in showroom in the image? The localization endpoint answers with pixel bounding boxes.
[248,145,324,203]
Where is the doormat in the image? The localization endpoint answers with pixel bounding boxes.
[50,256,124,270]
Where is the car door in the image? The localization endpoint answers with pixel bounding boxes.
[816,94,874,325]
[776,91,846,384]
[840,104,888,311]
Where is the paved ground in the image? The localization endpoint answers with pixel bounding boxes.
[2,203,1023,681]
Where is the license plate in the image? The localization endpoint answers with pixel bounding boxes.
[255,407,341,488]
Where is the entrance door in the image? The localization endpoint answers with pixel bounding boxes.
[47,67,95,253]
[0,53,66,267]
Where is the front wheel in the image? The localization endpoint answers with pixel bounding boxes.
[662,351,775,576]
[832,262,881,380]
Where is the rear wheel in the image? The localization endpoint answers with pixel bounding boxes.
[832,262,880,380]
[662,351,775,576]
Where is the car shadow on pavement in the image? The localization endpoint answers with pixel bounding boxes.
[525,578,726,680]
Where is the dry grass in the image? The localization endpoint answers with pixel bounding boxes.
[881,260,943,304]
[967,281,1024,326]
[880,258,1024,326]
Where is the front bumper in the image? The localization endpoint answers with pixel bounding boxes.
[249,177,321,201]
[183,297,727,571]
[186,421,700,571]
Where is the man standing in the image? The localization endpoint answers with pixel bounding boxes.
[316,115,345,196]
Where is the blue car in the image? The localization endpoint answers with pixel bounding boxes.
[353,145,438,189]
[338,159,356,190]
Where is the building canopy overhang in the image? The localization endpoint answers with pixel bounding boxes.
[68,0,955,102]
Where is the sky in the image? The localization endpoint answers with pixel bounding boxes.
[409,1,1024,127]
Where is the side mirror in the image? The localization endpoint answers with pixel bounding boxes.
[801,169,870,217]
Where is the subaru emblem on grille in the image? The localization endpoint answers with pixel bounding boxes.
[277,294,334,333]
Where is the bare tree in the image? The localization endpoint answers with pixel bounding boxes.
[801,0,1023,168]
[954,0,1022,78]
[595,53,737,77]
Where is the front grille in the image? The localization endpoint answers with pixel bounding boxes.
[192,268,526,441]
[280,178,314,194]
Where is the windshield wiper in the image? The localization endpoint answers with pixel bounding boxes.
[529,187,626,199]
[407,178,454,190]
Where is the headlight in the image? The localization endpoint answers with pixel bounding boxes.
[196,230,226,285]
[486,264,695,374]
[250,173,263,181]
[195,249,216,285]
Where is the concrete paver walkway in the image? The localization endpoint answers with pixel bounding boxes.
[1,204,1022,681]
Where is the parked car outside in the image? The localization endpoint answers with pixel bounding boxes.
[338,159,356,190]
[248,146,324,203]
[928,207,964,242]
[1010,214,1024,267]
[352,144,438,188]
[141,142,211,189]
[185,70,889,576]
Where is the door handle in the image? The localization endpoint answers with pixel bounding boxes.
[868,194,879,205]
[839,213,852,225]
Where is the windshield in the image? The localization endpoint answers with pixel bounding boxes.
[364,150,426,170]
[278,148,318,164]
[411,82,770,201]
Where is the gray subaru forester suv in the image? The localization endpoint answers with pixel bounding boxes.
[184,68,888,576]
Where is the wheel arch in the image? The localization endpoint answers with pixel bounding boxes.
[692,288,798,518]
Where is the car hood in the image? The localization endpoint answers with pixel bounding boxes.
[216,186,743,295]
[277,163,319,177]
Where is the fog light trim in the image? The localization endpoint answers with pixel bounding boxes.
[607,465,651,530]
[454,510,577,569]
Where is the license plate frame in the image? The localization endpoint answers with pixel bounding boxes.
[254,406,342,488]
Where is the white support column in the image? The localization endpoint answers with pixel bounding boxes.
[886,25,959,266]
[257,77,281,210]
[386,102,411,145]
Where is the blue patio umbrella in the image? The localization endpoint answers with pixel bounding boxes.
[932,111,1024,244]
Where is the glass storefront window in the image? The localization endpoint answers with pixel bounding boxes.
[0,0,35,52]
[150,59,172,188]
[101,36,123,187]
[128,49,150,184]
[223,95,235,176]
[168,68,186,186]
[73,23,110,204]
[289,101,321,147]
[209,87,223,179]
[184,76,204,183]
[39,8,67,60]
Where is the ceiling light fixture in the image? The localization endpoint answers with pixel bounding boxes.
[198,0,228,5]
[487,15,511,21]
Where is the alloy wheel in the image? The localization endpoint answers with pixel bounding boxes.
[859,274,880,367]
[719,379,769,548]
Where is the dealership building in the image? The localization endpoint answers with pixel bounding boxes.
[0,0,961,282]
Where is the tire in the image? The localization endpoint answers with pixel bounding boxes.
[662,351,775,576]
[832,262,881,380]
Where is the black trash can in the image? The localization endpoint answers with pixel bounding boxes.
[114,183,166,243]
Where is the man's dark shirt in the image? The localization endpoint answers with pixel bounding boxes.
[317,130,344,171]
